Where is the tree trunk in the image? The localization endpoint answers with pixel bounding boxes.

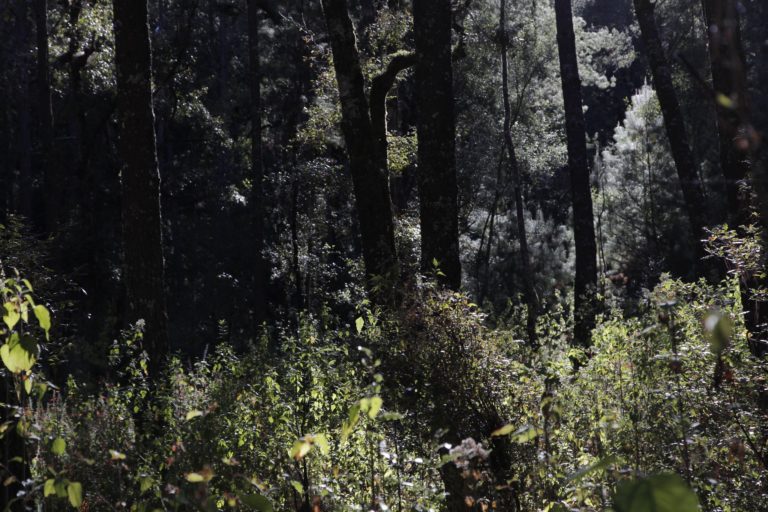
[321,0,399,305]
[34,0,56,233]
[113,0,169,372]
[501,0,538,346]
[702,0,768,354]
[247,0,269,327]
[554,0,599,347]
[413,0,462,289]
[633,0,710,272]
[12,0,33,219]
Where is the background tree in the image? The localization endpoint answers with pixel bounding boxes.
[413,0,462,289]
[113,0,169,369]
[554,0,599,346]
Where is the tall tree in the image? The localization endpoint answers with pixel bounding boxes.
[554,0,599,347]
[500,0,537,345]
[34,0,56,232]
[633,0,710,269]
[321,0,399,305]
[246,0,279,326]
[702,0,768,354]
[413,0,462,289]
[113,0,169,370]
[12,0,33,218]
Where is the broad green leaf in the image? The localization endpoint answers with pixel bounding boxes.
[185,472,206,483]
[44,478,56,497]
[33,305,51,339]
[139,475,154,493]
[355,317,364,334]
[239,493,274,512]
[314,433,329,455]
[368,396,383,419]
[3,303,20,331]
[0,333,39,373]
[52,437,67,456]
[289,439,312,460]
[290,480,304,495]
[67,481,83,508]
[613,474,699,512]
[511,424,542,443]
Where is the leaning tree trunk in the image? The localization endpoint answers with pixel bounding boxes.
[113,0,169,373]
[413,0,462,289]
[633,0,711,275]
[501,0,538,346]
[554,0,600,347]
[321,0,399,306]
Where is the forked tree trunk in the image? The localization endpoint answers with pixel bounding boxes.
[113,0,169,372]
[413,0,462,289]
[321,0,399,305]
[554,0,600,347]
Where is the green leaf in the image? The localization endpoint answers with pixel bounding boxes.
[0,333,39,373]
[33,305,51,340]
[109,449,126,461]
[52,437,67,456]
[3,303,20,331]
[355,317,364,334]
[613,474,699,512]
[491,424,515,437]
[67,481,83,508]
[185,410,204,421]
[239,493,274,511]
[368,396,383,419]
[290,480,304,495]
[185,472,206,483]
[314,433,329,455]
[44,479,56,497]
[289,439,312,460]
[510,424,542,443]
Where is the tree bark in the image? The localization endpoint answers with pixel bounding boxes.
[633,0,710,271]
[501,0,538,346]
[321,0,399,305]
[247,0,270,326]
[554,0,600,347]
[12,0,33,219]
[113,0,169,371]
[34,0,56,233]
[413,0,462,289]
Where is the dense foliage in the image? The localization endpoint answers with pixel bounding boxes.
[1,0,767,510]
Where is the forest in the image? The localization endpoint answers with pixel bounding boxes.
[1,0,767,510]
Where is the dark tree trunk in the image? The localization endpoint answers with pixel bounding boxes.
[554,0,599,347]
[321,0,399,305]
[247,0,269,327]
[702,0,768,354]
[413,0,462,289]
[500,0,538,346]
[633,0,710,271]
[34,0,56,232]
[12,0,33,219]
[0,4,11,224]
[702,0,751,228]
[113,0,169,371]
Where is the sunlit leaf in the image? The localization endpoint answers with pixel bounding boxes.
[0,333,39,373]
[67,482,83,508]
[52,437,67,456]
